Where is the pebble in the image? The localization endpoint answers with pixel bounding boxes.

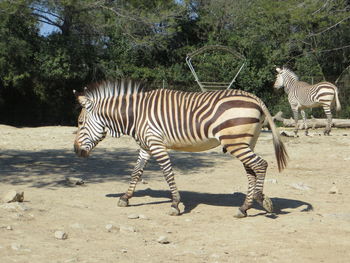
[157,236,170,244]
[54,231,68,240]
[105,224,118,232]
[128,214,139,219]
[0,202,30,211]
[10,243,31,252]
[3,190,24,203]
[139,214,148,220]
[65,177,84,185]
[11,243,22,251]
[121,248,128,253]
[6,225,13,230]
[266,179,277,184]
[120,225,136,233]
[329,185,339,194]
[290,182,311,191]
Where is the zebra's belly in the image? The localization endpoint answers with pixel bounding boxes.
[167,138,220,152]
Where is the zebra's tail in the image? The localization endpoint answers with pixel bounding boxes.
[260,102,288,172]
[334,87,341,112]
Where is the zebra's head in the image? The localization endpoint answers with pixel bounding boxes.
[273,67,285,89]
[274,67,298,90]
[73,89,107,158]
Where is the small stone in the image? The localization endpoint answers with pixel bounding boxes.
[120,225,136,233]
[6,226,13,230]
[290,182,311,191]
[11,243,22,250]
[139,214,148,220]
[105,224,117,232]
[139,179,148,184]
[0,202,30,211]
[266,179,277,184]
[121,248,128,253]
[329,185,339,194]
[54,231,68,240]
[157,236,170,244]
[65,177,84,185]
[64,258,78,263]
[3,190,24,203]
[280,131,294,137]
[127,214,139,219]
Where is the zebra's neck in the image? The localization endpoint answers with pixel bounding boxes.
[283,74,297,94]
[98,93,141,138]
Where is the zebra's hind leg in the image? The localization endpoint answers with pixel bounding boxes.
[148,139,181,216]
[118,149,151,207]
[226,144,271,217]
[323,105,333,135]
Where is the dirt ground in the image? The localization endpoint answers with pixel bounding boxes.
[0,124,349,263]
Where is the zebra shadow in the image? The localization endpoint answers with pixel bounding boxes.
[106,188,313,218]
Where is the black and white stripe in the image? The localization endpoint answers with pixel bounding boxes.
[74,79,288,218]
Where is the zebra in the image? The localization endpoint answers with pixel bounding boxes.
[273,67,341,136]
[73,79,288,218]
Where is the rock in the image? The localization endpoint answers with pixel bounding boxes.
[127,214,139,219]
[54,231,68,240]
[290,182,311,191]
[266,178,277,184]
[329,185,339,194]
[280,131,294,137]
[105,224,118,232]
[120,225,136,233]
[157,236,170,244]
[6,225,13,230]
[3,190,24,203]
[11,243,22,251]
[139,214,148,220]
[65,177,84,185]
[121,248,128,253]
[0,202,30,211]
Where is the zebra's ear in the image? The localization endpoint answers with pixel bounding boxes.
[276,67,282,73]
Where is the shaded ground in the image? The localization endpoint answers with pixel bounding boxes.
[0,125,349,262]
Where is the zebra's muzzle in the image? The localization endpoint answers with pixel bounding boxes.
[74,143,90,158]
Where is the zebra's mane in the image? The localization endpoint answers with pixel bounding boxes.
[283,67,299,81]
[84,79,145,100]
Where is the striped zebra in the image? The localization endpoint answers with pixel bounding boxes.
[273,67,341,136]
[73,79,287,218]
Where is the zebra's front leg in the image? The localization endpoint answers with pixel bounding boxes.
[149,140,181,216]
[292,108,299,137]
[118,149,151,207]
[300,110,309,136]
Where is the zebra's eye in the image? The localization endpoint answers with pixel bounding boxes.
[78,121,83,126]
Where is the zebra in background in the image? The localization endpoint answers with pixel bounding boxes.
[273,67,341,136]
[73,79,288,218]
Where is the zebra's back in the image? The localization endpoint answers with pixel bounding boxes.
[140,89,265,152]
[293,81,337,108]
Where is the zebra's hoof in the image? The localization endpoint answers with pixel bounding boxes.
[234,208,247,218]
[117,198,129,207]
[263,196,274,213]
[168,207,180,216]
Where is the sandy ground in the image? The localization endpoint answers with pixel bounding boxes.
[0,124,349,263]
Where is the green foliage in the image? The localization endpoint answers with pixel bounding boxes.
[0,0,350,125]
